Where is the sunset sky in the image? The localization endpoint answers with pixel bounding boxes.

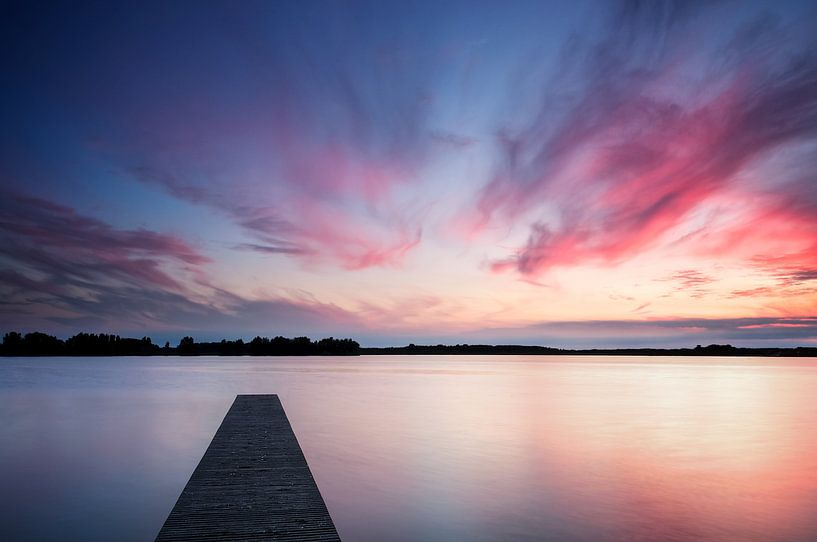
[2,0,816,346]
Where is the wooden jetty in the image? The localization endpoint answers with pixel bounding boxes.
[155,394,341,541]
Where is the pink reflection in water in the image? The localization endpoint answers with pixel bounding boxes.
[288,357,817,541]
[2,356,817,542]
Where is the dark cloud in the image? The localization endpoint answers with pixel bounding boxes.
[777,268,817,286]
[0,192,362,336]
[233,243,308,256]
[0,191,208,289]
[461,316,817,349]
[430,131,479,148]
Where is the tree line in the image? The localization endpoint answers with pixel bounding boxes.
[3,332,815,357]
[0,331,360,356]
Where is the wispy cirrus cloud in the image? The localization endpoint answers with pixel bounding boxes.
[51,2,460,271]
[0,191,208,291]
[654,270,716,299]
[2,190,815,346]
[478,2,817,277]
[0,191,364,336]
[2,1,816,344]
[665,270,714,289]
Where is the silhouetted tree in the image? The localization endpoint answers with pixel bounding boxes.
[2,332,23,355]
[178,336,196,355]
[9,332,813,358]
[15,332,64,355]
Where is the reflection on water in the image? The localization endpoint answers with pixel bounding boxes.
[1,356,817,541]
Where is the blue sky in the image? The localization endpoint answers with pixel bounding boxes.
[2,0,817,346]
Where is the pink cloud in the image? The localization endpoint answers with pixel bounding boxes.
[0,191,368,335]
[0,192,209,291]
[103,25,442,272]
[132,150,423,270]
[473,6,817,277]
[737,323,811,330]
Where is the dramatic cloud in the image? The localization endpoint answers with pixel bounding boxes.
[0,192,363,336]
[2,1,816,344]
[481,2,817,276]
[24,2,449,270]
[0,191,208,291]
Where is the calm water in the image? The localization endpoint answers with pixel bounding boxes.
[2,355,817,541]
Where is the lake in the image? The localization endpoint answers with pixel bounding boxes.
[2,355,817,541]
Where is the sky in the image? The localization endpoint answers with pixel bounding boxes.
[2,0,817,347]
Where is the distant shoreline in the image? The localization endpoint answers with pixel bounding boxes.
[2,331,816,357]
[360,344,817,357]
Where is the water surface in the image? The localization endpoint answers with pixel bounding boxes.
[2,355,817,541]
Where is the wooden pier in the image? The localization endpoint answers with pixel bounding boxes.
[155,394,341,541]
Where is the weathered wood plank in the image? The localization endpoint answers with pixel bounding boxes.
[155,395,341,541]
